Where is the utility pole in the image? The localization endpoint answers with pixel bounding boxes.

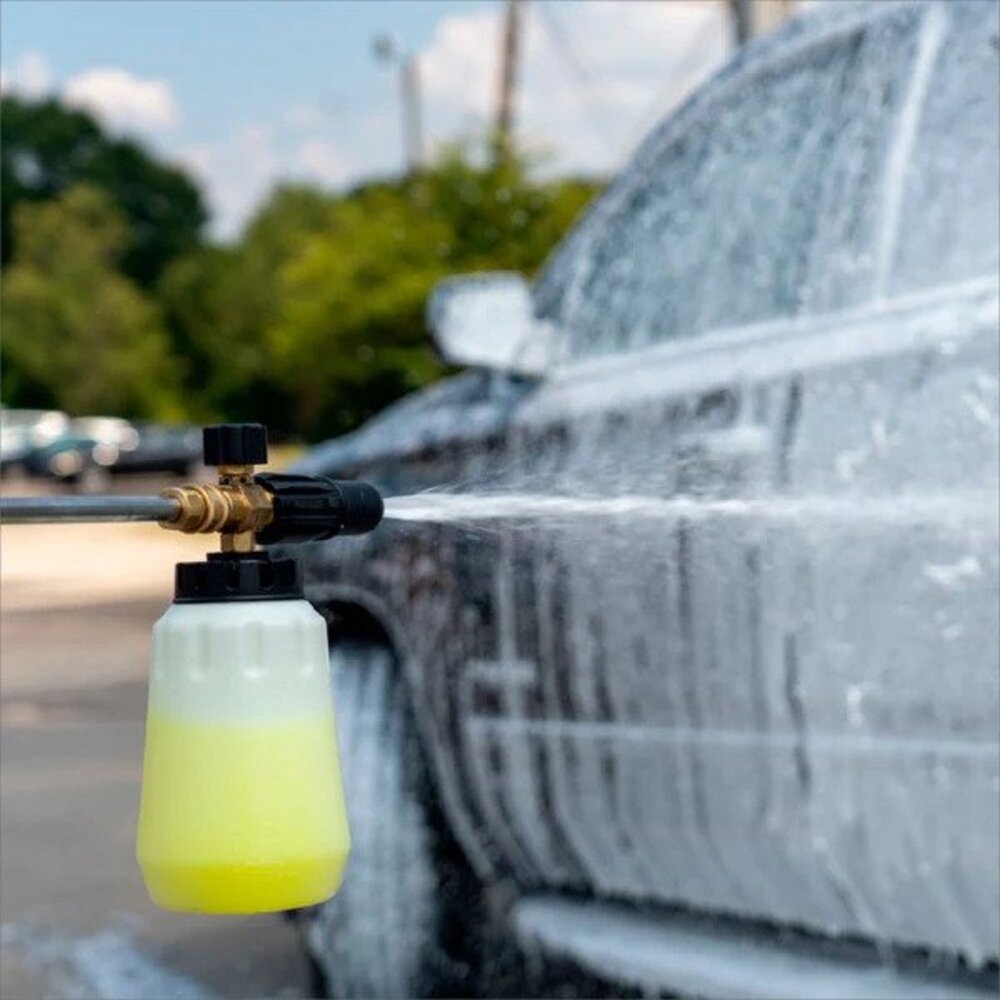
[494,0,523,162]
[754,0,796,37]
[727,0,753,47]
[373,33,424,175]
[727,0,796,47]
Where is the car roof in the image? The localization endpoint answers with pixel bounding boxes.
[532,0,884,322]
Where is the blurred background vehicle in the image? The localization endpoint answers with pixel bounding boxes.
[21,416,136,487]
[287,2,999,997]
[0,407,70,475]
[12,417,200,489]
[101,423,202,478]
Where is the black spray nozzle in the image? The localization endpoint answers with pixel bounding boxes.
[254,473,384,545]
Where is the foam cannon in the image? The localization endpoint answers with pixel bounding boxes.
[0,424,383,914]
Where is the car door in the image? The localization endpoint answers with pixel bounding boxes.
[451,0,997,957]
[775,1,999,962]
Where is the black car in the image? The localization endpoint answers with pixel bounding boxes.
[21,417,137,487]
[111,423,203,477]
[286,3,998,997]
[23,420,202,486]
[0,408,70,476]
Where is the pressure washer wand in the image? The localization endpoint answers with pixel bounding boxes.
[0,423,384,546]
[0,495,181,524]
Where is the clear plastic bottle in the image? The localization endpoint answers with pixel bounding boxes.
[137,553,349,914]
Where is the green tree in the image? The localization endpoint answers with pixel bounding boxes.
[265,182,450,434]
[1,96,206,287]
[1,184,180,417]
[156,185,338,428]
[3,126,598,438]
[414,143,597,272]
[260,145,600,438]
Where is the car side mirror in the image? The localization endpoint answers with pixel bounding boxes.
[427,272,549,377]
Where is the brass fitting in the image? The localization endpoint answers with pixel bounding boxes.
[158,423,280,552]
[150,423,383,553]
[159,479,273,552]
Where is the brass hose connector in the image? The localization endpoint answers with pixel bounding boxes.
[159,480,273,552]
[160,428,275,553]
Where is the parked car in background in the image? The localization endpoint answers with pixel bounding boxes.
[22,416,137,487]
[0,408,69,476]
[286,3,998,997]
[17,418,201,487]
[108,423,202,477]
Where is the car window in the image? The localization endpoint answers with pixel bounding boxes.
[551,4,921,363]
[887,1,999,297]
[359,371,491,432]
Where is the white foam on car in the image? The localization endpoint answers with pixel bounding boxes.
[513,896,997,1000]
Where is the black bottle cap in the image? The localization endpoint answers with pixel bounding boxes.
[203,424,268,466]
[174,552,302,603]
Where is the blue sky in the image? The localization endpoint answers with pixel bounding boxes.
[2,1,731,238]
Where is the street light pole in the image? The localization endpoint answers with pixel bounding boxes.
[401,55,424,172]
[373,33,424,175]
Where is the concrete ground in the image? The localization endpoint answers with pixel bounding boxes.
[1,479,317,999]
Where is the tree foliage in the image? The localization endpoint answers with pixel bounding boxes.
[1,95,206,287]
[1,100,601,440]
[1,185,179,417]
[211,149,597,438]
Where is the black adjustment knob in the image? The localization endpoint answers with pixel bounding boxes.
[203,424,268,466]
[254,473,384,544]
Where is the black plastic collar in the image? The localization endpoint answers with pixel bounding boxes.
[174,552,302,603]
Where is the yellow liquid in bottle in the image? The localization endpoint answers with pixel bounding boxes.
[137,710,350,914]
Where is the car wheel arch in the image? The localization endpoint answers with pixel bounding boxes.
[309,583,498,883]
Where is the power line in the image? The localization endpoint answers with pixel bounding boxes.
[620,8,728,161]
[536,2,632,147]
